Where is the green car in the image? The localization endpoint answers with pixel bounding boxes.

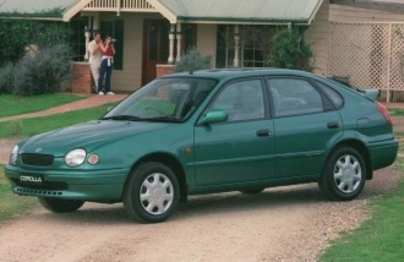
[5,69,398,223]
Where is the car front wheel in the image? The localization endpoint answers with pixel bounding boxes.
[319,147,367,201]
[38,198,84,213]
[124,162,180,223]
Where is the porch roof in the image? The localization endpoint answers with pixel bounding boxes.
[64,0,324,25]
[157,0,324,25]
[0,0,76,20]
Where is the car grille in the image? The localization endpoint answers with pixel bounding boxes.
[21,153,54,166]
[11,178,68,191]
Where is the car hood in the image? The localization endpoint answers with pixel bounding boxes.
[20,120,170,157]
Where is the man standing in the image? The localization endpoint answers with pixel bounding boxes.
[88,32,103,94]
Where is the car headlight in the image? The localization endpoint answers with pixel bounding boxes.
[65,149,87,167]
[9,145,19,165]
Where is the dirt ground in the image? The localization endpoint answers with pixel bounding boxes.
[0,168,400,262]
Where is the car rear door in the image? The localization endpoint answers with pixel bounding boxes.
[266,76,343,179]
[193,78,275,187]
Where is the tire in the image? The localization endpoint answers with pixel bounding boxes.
[319,146,367,201]
[240,188,265,195]
[123,162,180,223]
[38,198,84,213]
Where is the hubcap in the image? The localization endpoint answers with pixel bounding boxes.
[333,154,362,194]
[139,173,174,216]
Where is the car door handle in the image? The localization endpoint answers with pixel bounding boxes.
[327,121,340,129]
[256,129,271,137]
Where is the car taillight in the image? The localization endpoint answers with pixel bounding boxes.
[376,102,393,125]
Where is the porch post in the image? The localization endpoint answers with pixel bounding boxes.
[168,24,176,64]
[233,25,240,67]
[176,23,182,63]
[84,26,90,61]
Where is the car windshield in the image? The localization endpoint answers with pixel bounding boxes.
[103,78,217,122]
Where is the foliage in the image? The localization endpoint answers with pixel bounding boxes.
[266,28,313,71]
[0,19,72,66]
[14,45,72,96]
[0,63,15,94]
[176,48,211,73]
[0,104,114,138]
[0,94,83,118]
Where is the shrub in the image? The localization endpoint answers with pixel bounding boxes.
[176,48,211,73]
[0,19,72,66]
[14,45,72,96]
[0,63,15,94]
[266,29,313,71]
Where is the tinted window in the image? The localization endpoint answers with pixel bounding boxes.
[210,80,265,122]
[268,78,324,117]
[316,81,344,109]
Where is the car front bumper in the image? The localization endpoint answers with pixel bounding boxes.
[369,139,399,171]
[5,165,129,202]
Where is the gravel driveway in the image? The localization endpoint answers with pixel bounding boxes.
[0,168,400,262]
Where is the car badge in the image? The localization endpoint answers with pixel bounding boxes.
[35,148,43,153]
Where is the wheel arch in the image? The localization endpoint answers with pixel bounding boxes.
[324,139,373,180]
[122,152,188,201]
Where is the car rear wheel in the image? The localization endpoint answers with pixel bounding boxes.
[124,162,180,223]
[319,147,366,201]
[38,198,84,213]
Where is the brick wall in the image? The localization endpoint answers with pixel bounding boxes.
[156,64,176,78]
[71,62,93,94]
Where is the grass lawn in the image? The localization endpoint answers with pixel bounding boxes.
[0,166,37,222]
[389,108,404,117]
[321,148,404,261]
[0,104,113,138]
[0,94,84,118]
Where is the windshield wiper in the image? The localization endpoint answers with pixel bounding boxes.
[101,115,143,121]
[140,116,181,123]
[101,115,180,123]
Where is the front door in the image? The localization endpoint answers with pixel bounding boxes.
[142,19,169,85]
[193,79,275,188]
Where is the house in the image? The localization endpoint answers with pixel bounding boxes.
[0,0,331,93]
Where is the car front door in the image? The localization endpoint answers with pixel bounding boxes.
[267,77,343,179]
[193,78,275,188]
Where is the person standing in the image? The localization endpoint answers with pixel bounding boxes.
[88,32,103,93]
[98,36,116,95]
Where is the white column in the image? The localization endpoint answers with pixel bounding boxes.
[233,25,240,67]
[176,23,182,63]
[168,24,176,64]
[84,28,91,61]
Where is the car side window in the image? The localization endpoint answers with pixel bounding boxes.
[268,78,324,117]
[209,79,265,122]
[315,81,344,109]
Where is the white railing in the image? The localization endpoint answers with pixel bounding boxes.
[84,0,155,12]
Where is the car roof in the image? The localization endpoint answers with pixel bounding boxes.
[164,68,317,81]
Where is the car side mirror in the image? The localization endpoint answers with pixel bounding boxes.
[200,110,228,125]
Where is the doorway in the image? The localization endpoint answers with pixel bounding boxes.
[142,19,169,85]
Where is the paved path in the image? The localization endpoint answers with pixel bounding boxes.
[0,168,400,262]
[0,95,126,123]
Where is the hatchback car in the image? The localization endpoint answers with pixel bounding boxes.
[6,69,398,223]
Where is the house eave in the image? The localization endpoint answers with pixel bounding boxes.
[177,16,310,26]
